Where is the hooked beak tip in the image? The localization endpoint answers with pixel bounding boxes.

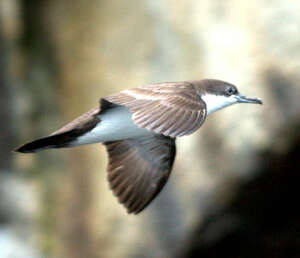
[236,95,263,105]
[256,99,263,105]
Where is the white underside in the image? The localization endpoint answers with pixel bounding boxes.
[74,106,151,146]
[73,94,237,146]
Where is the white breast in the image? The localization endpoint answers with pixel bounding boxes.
[201,94,238,115]
[74,106,151,146]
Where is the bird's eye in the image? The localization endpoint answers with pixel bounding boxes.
[225,86,237,96]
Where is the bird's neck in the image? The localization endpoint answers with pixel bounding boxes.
[201,94,237,115]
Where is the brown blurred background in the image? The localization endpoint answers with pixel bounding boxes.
[0,1,299,258]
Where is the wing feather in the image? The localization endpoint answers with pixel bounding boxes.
[104,134,176,214]
[104,81,206,137]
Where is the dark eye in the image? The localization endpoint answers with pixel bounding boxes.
[225,86,237,95]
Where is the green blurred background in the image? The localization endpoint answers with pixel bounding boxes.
[0,1,299,258]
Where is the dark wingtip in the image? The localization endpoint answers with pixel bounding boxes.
[13,147,22,153]
[13,132,74,154]
[14,143,38,153]
[13,136,56,153]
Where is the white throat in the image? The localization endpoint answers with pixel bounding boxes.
[201,94,238,115]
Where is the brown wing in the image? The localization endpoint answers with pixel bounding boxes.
[104,81,206,138]
[104,134,176,214]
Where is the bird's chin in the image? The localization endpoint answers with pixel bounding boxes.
[235,94,263,105]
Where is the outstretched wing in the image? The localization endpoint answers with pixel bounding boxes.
[104,134,176,214]
[105,81,206,138]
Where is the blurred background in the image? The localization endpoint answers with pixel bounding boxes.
[1,0,300,257]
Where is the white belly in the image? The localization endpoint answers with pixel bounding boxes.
[74,106,151,145]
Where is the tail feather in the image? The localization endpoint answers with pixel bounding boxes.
[14,100,117,154]
[14,132,76,153]
[15,106,105,153]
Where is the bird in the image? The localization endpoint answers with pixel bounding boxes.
[15,79,262,214]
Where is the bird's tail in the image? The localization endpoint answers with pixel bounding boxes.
[14,132,76,153]
[15,106,103,153]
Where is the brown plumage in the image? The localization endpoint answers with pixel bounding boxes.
[105,81,207,137]
[15,79,262,214]
[105,135,175,214]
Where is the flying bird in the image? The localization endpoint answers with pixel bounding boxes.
[15,79,262,214]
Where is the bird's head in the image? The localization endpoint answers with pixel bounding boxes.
[196,79,262,115]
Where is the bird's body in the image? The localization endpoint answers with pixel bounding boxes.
[16,79,262,214]
[75,106,151,145]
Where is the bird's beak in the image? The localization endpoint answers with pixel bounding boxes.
[235,94,263,105]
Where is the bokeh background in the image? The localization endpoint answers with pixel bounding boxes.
[1,1,300,257]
